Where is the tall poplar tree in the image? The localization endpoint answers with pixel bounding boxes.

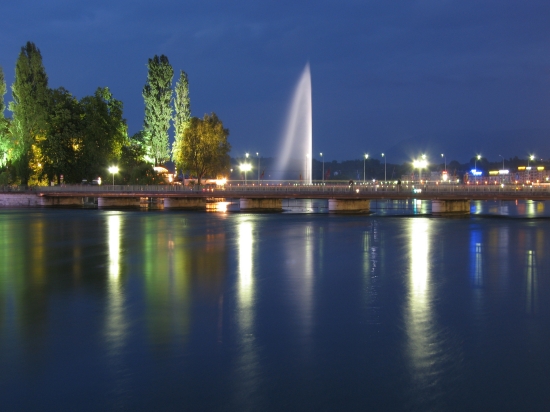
[172,70,191,165]
[0,66,10,167]
[9,42,50,184]
[142,55,173,165]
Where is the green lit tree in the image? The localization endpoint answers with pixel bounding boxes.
[177,113,231,185]
[142,55,173,165]
[9,42,50,185]
[172,70,191,165]
[0,66,10,168]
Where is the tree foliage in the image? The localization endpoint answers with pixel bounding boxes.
[172,70,190,164]
[41,87,83,183]
[0,66,10,167]
[78,87,128,181]
[177,113,231,184]
[9,42,50,184]
[142,55,173,165]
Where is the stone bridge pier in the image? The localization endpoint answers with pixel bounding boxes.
[431,199,470,215]
[328,199,370,213]
[240,198,283,212]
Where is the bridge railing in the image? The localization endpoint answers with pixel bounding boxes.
[11,181,550,196]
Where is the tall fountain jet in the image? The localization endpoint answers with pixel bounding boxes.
[275,64,312,183]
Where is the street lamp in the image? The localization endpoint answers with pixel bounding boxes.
[364,154,369,183]
[474,155,481,182]
[474,154,481,170]
[305,154,309,184]
[108,166,118,187]
[441,153,446,171]
[256,152,260,183]
[381,153,386,182]
[240,163,251,184]
[498,154,505,170]
[528,154,535,167]
[320,152,324,184]
[413,155,428,182]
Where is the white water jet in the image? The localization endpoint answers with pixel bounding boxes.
[275,64,312,183]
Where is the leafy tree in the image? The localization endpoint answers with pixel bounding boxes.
[172,70,190,164]
[41,87,83,183]
[79,87,128,181]
[177,113,231,185]
[142,55,173,165]
[119,131,157,184]
[0,66,10,168]
[9,42,50,185]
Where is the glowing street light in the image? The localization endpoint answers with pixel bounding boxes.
[381,153,386,182]
[320,152,324,184]
[256,152,260,183]
[239,163,252,184]
[441,153,446,171]
[528,154,535,167]
[108,166,118,186]
[413,155,428,181]
[364,154,369,183]
[305,154,310,184]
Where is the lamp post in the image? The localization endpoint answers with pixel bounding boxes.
[108,166,118,187]
[245,153,249,184]
[474,154,481,170]
[256,152,260,183]
[499,154,504,170]
[320,152,324,184]
[305,154,309,184]
[474,155,481,182]
[528,154,534,167]
[413,156,427,182]
[363,154,368,183]
[240,163,251,184]
[381,153,386,182]
[441,153,446,171]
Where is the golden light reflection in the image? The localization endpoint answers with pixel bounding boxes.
[235,217,259,398]
[406,218,435,381]
[104,213,127,356]
[108,214,121,279]
[238,219,254,318]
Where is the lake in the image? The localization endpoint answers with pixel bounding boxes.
[1,206,549,411]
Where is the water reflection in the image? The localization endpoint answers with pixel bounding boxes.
[406,218,438,387]
[104,214,127,355]
[470,229,483,287]
[282,221,314,344]
[237,218,255,329]
[525,250,538,315]
[235,216,259,405]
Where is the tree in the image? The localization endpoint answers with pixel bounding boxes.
[41,87,83,183]
[177,113,231,185]
[9,42,50,185]
[142,55,173,165]
[79,87,128,181]
[0,66,10,168]
[172,70,191,164]
[119,131,157,184]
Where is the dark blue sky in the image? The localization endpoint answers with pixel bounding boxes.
[1,0,550,163]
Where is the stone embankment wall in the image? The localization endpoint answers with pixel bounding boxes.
[0,193,41,207]
[0,193,84,207]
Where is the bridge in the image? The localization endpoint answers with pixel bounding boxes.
[2,181,548,214]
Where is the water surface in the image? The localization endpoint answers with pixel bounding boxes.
[1,210,549,411]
